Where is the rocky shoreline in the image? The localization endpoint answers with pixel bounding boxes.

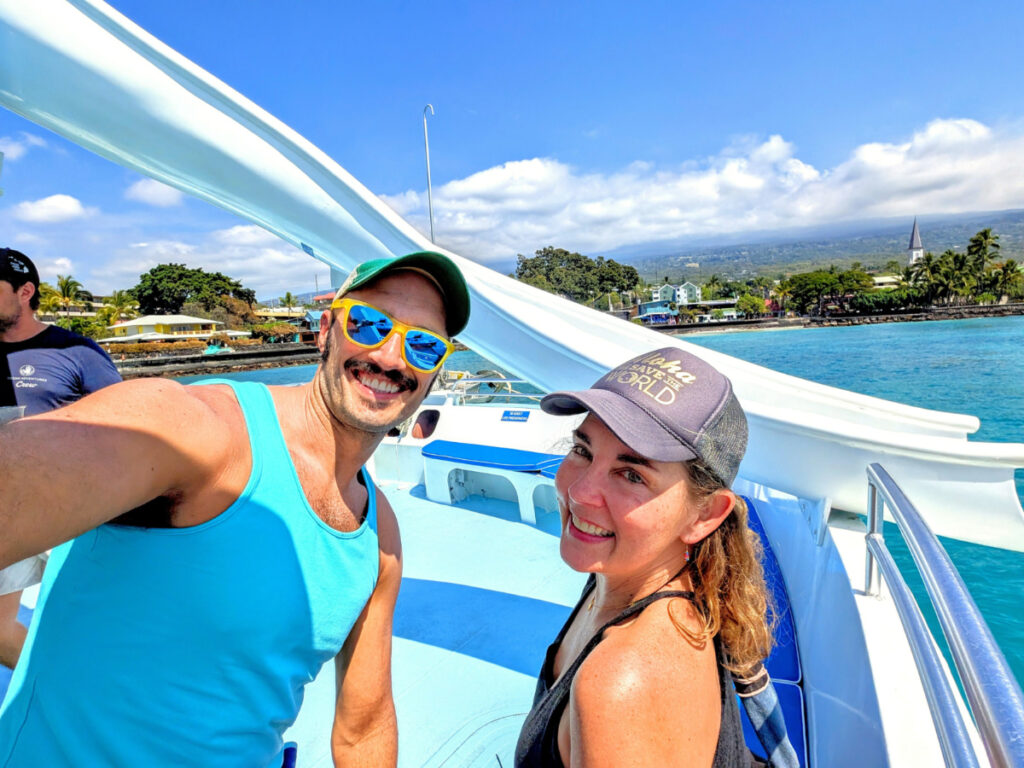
[116,343,321,379]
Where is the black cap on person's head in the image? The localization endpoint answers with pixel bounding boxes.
[0,249,41,310]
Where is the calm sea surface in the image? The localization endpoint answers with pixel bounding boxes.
[180,315,1024,684]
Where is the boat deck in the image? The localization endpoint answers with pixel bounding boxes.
[285,481,586,767]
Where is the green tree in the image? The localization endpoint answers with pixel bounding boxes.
[131,263,254,315]
[36,283,63,318]
[967,228,1000,298]
[786,270,840,315]
[620,266,640,293]
[55,275,89,318]
[936,249,973,305]
[55,316,107,339]
[98,289,140,326]
[735,294,764,317]
[703,274,723,300]
[279,292,297,315]
[514,247,598,302]
[993,260,1023,300]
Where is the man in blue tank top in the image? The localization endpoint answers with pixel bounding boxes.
[0,250,470,767]
[0,248,121,673]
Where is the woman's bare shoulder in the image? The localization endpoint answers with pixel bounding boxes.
[566,598,722,767]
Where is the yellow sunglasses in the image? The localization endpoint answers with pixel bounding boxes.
[330,297,454,373]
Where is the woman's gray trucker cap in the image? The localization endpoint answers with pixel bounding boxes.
[540,347,748,487]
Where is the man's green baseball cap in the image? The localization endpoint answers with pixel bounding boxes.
[331,250,471,337]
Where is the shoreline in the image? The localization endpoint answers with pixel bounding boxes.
[116,343,320,380]
[650,302,1024,336]
[116,303,1024,377]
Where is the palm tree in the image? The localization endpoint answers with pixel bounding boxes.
[912,251,949,305]
[35,283,63,319]
[703,274,723,301]
[55,274,87,318]
[993,260,1023,301]
[936,250,973,305]
[279,292,297,316]
[752,276,773,299]
[98,290,140,326]
[772,283,792,315]
[967,229,1000,298]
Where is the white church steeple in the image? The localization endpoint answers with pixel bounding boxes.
[908,218,924,265]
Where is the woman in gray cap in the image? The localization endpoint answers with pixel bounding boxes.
[516,347,772,768]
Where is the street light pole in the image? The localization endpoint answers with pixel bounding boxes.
[422,104,435,243]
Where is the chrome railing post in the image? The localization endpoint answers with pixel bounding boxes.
[866,463,1024,768]
[865,480,880,596]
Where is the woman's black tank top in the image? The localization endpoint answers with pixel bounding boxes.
[514,576,752,768]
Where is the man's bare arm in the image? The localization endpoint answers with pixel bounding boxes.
[331,490,403,768]
[0,378,235,570]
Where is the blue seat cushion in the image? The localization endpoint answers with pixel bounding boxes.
[423,440,564,473]
[743,496,801,684]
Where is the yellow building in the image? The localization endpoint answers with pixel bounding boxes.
[103,314,249,343]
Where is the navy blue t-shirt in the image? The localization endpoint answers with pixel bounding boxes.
[1,325,122,416]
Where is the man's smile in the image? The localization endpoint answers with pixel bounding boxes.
[345,359,417,398]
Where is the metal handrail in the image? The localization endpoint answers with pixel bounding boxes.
[865,463,1024,768]
[864,533,980,767]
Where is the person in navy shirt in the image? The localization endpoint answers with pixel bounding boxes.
[0,248,121,670]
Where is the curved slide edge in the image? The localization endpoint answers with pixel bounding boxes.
[1,0,1021,548]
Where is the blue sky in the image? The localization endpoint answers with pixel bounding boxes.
[3,0,1024,297]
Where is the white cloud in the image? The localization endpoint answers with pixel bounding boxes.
[125,178,185,207]
[91,229,320,298]
[381,117,1024,263]
[0,133,46,162]
[11,194,96,223]
[34,257,74,284]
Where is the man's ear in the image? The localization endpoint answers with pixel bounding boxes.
[683,489,736,545]
[19,282,36,306]
[316,310,333,353]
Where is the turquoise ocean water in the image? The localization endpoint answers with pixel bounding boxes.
[181,316,1024,685]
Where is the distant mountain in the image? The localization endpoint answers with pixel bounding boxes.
[609,209,1024,282]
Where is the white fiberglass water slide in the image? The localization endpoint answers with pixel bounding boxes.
[2,0,1022,548]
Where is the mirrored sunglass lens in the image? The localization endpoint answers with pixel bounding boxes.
[347,304,393,345]
[404,331,448,370]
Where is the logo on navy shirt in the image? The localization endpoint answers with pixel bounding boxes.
[19,365,35,376]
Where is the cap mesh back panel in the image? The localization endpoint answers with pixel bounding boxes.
[695,394,748,486]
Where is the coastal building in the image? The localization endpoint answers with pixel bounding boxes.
[305,309,323,332]
[312,291,335,307]
[254,307,307,323]
[636,299,678,325]
[908,218,924,265]
[873,275,901,289]
[101,314,250,343]
[648,284,675,302]
[676,281,702,305]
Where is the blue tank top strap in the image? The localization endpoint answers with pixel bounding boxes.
[202,379,377,535]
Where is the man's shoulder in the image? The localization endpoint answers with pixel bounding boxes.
[31,324,110,356]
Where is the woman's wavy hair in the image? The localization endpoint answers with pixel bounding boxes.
[669,459,774,674]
